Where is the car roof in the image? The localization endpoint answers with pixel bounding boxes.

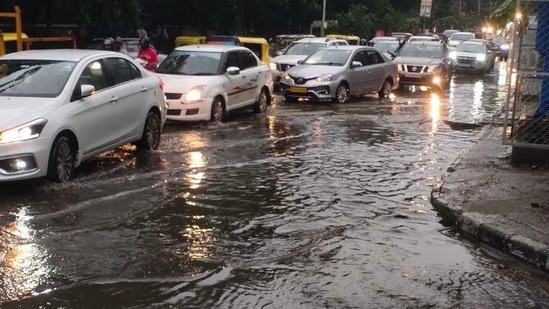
[174,44,251,53]
[294,37,347,44]
[405,40,443,46]
[322,45,375,51]
[0,49,117,61]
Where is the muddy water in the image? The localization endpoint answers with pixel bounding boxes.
[2,63,549,308]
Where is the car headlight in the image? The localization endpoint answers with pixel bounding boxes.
[184,85,205,102]
[281,73,293,83]
[501,44,509,50]
[476,54,486,62]
[0,118,47,144]
[449,51,457,60]
[269,62,277,70]
[315,74,332,82]
[397,64,405,72]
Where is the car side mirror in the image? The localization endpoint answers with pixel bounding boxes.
[351,61,362,68]
[227,66,240,75]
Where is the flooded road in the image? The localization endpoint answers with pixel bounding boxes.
[2,62,549,308]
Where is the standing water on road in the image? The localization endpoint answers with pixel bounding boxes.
[2,63,549,308]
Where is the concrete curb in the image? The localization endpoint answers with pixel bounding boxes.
[431,195,549,272]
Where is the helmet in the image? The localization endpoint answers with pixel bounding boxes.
[102,37,114,50]
[114,36,123,51]
[140,36,150,49]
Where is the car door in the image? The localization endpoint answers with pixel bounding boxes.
[364,50,387,92]
[71,59,126,156]
[348,49,370,95]
[236,50,261,108]
[103,57,148,139]
[223,50,246,110]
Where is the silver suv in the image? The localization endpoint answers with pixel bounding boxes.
[270,37,348,92]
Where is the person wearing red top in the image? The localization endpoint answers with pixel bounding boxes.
[137,37,158,71]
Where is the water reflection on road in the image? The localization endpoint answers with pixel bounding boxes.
[2,62,549,308]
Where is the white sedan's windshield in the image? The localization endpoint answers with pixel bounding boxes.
[0,60,75,97]
[303,49,351,66]
[156,51,222,75]
[283,42,326,56]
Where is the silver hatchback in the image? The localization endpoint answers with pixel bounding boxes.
[280,45,399,103]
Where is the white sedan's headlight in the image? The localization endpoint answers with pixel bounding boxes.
[184,85,205,102]
[269,62,277,70]
[315,74,332,82]
[476,54,487,62]
[0,119,47,144]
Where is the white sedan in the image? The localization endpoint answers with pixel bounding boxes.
[0,49,167,183]
[155,44,273,122]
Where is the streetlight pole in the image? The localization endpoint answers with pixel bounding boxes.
[320,0,326,37]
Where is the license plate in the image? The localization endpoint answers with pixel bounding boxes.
[290,86,307,93]
[405,73,422,78]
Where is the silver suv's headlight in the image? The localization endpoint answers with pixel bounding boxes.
[315,74,333,82]
[0,119,47,144]
[281,73,293,83]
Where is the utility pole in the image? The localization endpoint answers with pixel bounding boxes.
[320,0,326,37]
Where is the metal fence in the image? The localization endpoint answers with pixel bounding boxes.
[503,0,549,149]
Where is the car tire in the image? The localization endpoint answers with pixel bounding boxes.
[253,87,269,113]
[47,135,74,183]
[211,97,225,122]
[378,79,392,98]
[137,110,161,150]
[332,83,349,103]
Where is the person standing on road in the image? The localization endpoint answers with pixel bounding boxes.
[137,36,158,71]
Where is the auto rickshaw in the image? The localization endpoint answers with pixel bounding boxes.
[204,35,270,65]
[174,35,206,47]
[325,34,361,45]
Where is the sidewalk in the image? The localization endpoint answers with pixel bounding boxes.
[431,125,549,271]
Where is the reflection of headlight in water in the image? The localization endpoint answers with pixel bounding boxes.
[429,92,441,132]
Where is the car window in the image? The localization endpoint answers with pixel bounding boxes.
[104,57,142,84]
[456,43,485,53]
[0,60,75,97]
[366,50,384,64]
[304,49,350,66]
[352,50,369,66]
[283,42,326,55]
[238,51,257,70]
[77,60,108,91]
[225,51,240,70]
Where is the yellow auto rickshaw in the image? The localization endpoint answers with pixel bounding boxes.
[174,35,206,47]
[325,34,361,45]
[204,35,270,65]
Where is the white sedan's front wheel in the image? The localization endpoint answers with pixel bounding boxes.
[211,97,225,123]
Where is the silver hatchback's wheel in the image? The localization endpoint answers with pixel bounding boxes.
[211,97,225,122]
[253,88,269,113]
[47,135,74,183]
[332,83,349,103]
[378,79,392,98]
[138,111,161,150]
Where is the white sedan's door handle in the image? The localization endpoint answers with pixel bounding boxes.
[110,97,118,103]
[141,87,148,93]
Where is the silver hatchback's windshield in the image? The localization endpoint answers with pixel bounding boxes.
[0,60,75,97]
[303,49,351,66]
[283,42,326,56]
[156,51,222,75]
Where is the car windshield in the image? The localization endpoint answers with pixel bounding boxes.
[399,44,442,58]
[493,37,507,45]
[374,42,400,53]
[156,50,221,75]
[302,49,351,66]
[456,43,484,53]
[283,42,326,56]
[451,33,474,41]
[0,60,75,97]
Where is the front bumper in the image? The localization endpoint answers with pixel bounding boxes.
[398,72,442,87]
[166,98,214,122]
[280,81,336,102]
[0,136,51,182]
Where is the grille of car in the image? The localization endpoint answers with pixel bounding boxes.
[289,75,314,85]
[457,56,475,64]
[405,65,427,73]
[278,63,295,72]
[165,93,182,100]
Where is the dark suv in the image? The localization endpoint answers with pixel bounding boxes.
[392,41,453,91]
